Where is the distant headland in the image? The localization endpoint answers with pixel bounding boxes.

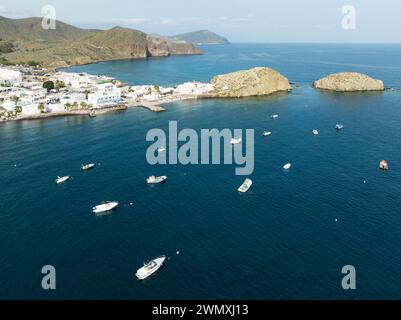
[0,16,206,69]
[169,30,230,45]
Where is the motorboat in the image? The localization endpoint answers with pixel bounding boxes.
[313,130,319,136]
[92,201,119,214]
[230,138,242,145]
[55,176,70,184]
[335,124,344,131]
[81,163,95,171]
[135,256,166,280]
[263,131,272,137]
[147,176,168,184]
[379,160,389,171]
[283,163,292,170]
[238,178,253,193]
[271,114,279,119]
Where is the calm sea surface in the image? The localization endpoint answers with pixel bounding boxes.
[1,44,401,299]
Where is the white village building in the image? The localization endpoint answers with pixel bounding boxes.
[88,83,122,108]
[0,68,23,86]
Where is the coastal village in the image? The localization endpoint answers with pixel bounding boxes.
[0,65,214,122]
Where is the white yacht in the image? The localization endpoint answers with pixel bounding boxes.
[230,138,242,145]
[312,130,319,136]
[283,163,292,170]
[147,176,168,184]
[271,114,279,119]
[92,201,119,214]
[238,178,253,193]
[135,256,166,280]
[263,131,272,137]
[55,176,70,184]
[81,163,95,171]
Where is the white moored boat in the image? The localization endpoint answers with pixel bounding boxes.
[92,201,119,214]
[147,176,168,184]
[312,130,319,136]
[271,114,279,119]
[81,163,95,171]
[263,131,272,137]
[335,124,344,131]
[230,138,242,145]
[135,256,166,280]
[238,178,253,193]
[55,176,70,184]
[283,163,292,170]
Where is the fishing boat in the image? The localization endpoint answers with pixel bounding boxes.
[379,160,389,171]
[335,124,344,131]
[135,256,166,280]
[147,176,168,184]
[313,130,319,136]
[81,163,95,171]
[92,201,119,214]
[55,176,70,184]
[283,163,292,170]
[263,131,272,137]
[230,138,242,145]
[238,178,253,193]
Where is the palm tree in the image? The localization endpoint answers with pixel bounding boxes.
[65,102,72,111]
[11,96,19,108]
[84,90,91,100]
[37,103,45,113]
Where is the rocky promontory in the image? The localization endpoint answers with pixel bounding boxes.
[314,72,384,92]
[210,67,291,98]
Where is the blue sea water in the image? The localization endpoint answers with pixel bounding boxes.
[1,44,401,299]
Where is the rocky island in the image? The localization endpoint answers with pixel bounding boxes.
[314,72,384,92]
[210,67,291,98]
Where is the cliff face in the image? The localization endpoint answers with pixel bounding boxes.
[210,67,291,98]
[0,17,202,68]
[146,34,202,57]
[314,72,384,92]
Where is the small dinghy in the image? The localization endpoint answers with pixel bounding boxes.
[55,176,70,184]
[283,163,292,170]
[335,124,344,131]
[263,131,272,137]
[313,130,319,136]
[81,163,95,171]
[238,178,253,193]
[92,201,119,214]
[230,138,242,145]
[147,176,168,184]
[135,256,166,280]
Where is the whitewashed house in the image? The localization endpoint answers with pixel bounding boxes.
[0,68,23,86]
[88,83,122,108]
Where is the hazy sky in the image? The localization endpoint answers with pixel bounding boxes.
[0,0,400,43]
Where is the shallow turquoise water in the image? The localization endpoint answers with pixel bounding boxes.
[1,44,401,299]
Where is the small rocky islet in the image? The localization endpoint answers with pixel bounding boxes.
[313,72,385,92]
